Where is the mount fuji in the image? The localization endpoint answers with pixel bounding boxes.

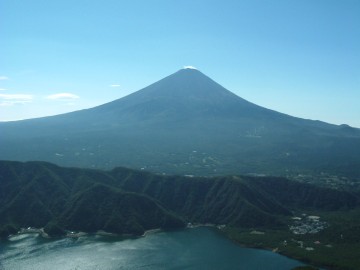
[1,68,360,178]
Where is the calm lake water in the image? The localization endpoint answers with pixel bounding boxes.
[0,227,305,270]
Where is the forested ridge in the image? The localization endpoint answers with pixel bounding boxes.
[1,160,358,238]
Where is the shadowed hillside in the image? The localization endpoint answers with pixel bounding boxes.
[1,160,358,237]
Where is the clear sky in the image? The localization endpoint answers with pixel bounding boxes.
[1,0,359,127]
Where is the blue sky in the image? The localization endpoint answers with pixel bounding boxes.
[1,0,359,127]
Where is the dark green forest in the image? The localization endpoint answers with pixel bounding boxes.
[1,160,358,237]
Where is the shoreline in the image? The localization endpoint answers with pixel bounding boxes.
[17,227,50,238]
[10,223,218,240]
[218,229,329,270]
[10,226,166,240]
[142,228,162,237]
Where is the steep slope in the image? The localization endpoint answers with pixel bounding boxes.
[59,184,183,234]
[0,69,360,179]
[0,161,184,237]
[109,169,360,222]
[1,161,358,237]
[90,68,268,121]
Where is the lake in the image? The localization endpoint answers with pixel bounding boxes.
[0,227,305,270]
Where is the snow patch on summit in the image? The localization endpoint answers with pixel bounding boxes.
[183,66,197,70]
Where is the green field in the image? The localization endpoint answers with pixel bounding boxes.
[223,209,360,270]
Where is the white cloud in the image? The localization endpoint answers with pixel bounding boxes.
[110,84,121,87]
[0,88,7,91]
[183,66,197,70]
[0,94,33,100]
[0,93,33,106]
[46,93,80,101]
[0,76,9,80]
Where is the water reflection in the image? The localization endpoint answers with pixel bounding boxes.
[0,227,304,270]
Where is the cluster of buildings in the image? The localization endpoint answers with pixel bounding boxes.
[290,173,358,191]
[289,214,327,235]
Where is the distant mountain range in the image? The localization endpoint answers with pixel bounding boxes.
[1,68,360,179]
[1,160,358,237]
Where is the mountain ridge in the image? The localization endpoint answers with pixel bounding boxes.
[1,160,358,238]
[0,69,360,180]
